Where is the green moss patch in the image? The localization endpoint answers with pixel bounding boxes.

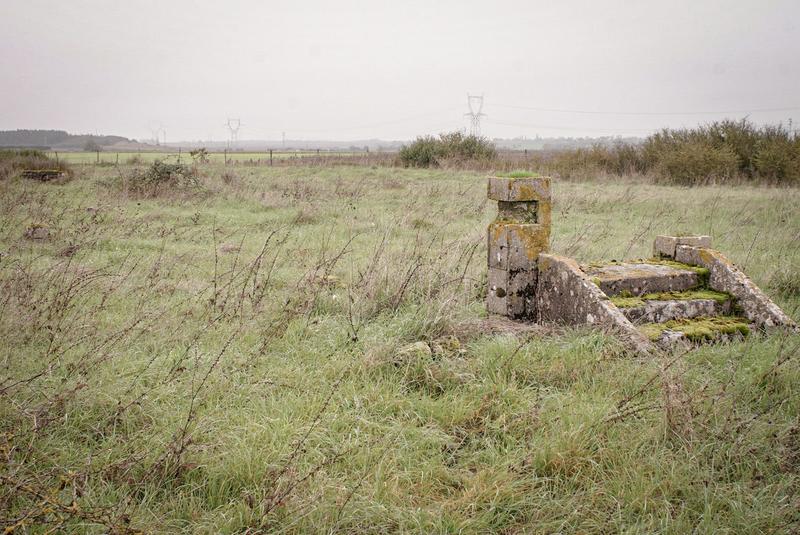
[496,170,541,178]
[639,316,750,342]
[611,288,732,308]
[646,258,710,281]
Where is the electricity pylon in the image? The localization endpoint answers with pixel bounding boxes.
[226,118,242,149]
[465,94,486,136]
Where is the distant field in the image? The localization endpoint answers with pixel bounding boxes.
[1,163,798,533]
[46,150,372,164]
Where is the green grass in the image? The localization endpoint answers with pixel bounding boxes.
[0,164,798,533]
[495,170,542,178]
[46,150,369,165]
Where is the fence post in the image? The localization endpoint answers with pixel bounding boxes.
[269,149,273,167]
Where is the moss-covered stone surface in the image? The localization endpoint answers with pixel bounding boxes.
[638,315,751,342]
[495,170,541,178]
[611,288,732,308]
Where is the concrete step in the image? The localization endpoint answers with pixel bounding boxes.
[583,261,704,296]
[638,316,751,347]
[620,297,732,324]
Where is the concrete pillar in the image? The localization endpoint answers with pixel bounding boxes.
[487,175,551,318]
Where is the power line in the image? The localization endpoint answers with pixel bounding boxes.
[492,103,800,116]
[284,107,462,133]
[484,118,656,134]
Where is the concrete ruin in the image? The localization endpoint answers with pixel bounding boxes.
[486,174,796,353]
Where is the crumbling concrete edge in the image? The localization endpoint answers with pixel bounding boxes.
[536,253,656,355]
[674,245,797,330]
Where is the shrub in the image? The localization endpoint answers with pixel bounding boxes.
[753,137,800,183]
[190,148,209,164]
[641,119,799,184]
[124,160,199,196]
[0,149,72,181]
[702,119,759,174]
[654,141,740,184]
[399,131,496,168]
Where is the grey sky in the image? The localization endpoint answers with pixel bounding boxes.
[1,0,798,141]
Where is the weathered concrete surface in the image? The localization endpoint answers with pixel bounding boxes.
[653,235,712,258]
[622,298,731,324]
[487,267,538,318]
[487,176,552,230]
[675,245,797,329]
[488,176,551,202]
[498,201,539,223]
[583,262,701,296]
[486,222,547,318]
[537,254,655,355]
[487,222,549,271]
[487,176,551,319]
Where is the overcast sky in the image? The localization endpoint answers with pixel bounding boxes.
[1,0,798,141]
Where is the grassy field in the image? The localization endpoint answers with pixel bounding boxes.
[1,163,799,533]
[46,151,371,165]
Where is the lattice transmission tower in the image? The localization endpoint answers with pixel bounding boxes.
[465,94,486,136]
[226,118,242,149]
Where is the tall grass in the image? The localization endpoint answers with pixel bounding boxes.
[0,162,798,532]
[0,149,73,180]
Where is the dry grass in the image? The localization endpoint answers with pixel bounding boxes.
[0,163,798,533]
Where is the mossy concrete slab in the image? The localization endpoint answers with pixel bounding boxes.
[583,262,701,296]
[621,298,732,324]
[639,316,751,346]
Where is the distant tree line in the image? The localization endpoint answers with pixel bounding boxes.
[0,129,130,149]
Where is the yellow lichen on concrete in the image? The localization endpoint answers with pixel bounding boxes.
[537,200,552,229]
[507,224,549,261]
[488,176,552,202]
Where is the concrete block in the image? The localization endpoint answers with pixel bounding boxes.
[487,267,538,318]
[653,235,678,258]
[584,262,701,296]
[507,223,549,271]
[654,235,712,258]
[488,176,551,202]
[678,235,711,249]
